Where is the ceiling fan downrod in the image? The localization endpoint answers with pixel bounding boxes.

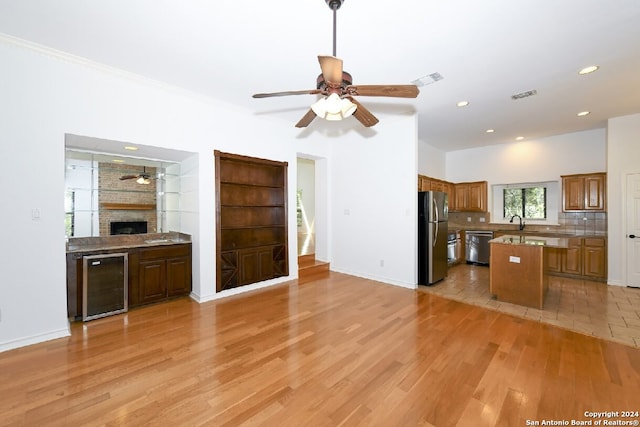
[325,0,343,57]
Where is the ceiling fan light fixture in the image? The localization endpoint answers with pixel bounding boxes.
[136,176,151,185]
[311,93,356,120]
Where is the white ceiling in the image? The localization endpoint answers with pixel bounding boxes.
[2,0,639,152]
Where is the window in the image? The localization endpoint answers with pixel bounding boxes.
[503,186,546,219]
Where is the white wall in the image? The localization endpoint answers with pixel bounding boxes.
[330,116,419,288]
[607,113,640,286]
[0,36,419,351]
[446,129,606,184]
[418,139,446,179]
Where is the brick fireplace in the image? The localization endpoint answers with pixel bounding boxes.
[98,162,158,236]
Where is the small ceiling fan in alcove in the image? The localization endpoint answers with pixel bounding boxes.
[252,0,420,128]
[119,166,153,185]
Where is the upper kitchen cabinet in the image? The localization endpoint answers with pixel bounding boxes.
[561,172,606,212]
[452,181,488,212]
[418,175,431,191]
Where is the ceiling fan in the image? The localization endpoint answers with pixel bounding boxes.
[252,0,420,128]
[119,166,153,185]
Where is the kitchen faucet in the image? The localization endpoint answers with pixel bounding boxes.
[510,215,526,230]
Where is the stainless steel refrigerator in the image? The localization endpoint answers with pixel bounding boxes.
[418,191,448,285]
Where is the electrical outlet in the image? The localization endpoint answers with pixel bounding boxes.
[467,217,472,222]
[479,218,485,223]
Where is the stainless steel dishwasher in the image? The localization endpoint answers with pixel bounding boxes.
[465,230,494,265]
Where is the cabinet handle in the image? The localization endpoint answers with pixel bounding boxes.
[630,234,636,239]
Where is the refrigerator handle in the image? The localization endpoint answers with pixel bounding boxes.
[433,196,439,223]
[433,221,438,247]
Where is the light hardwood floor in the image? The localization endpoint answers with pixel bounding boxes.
[1,272,639,426]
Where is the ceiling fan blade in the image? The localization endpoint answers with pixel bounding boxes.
[346,97,379,127]
[346,85,420,98]
[295,109,317,128]
[253,89,322,98]
[318,55,344,84]
[119,175,138,180]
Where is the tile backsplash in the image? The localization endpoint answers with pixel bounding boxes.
[448,211,607,235]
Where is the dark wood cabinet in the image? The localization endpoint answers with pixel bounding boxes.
[138,244,192,304]
[215,151,288,292]
[66,242,192,320]
[139,260,166,304]
[562,172,606,212]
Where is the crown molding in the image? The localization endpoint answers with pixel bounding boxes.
[0,32,219,106]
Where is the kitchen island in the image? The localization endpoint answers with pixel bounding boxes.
[489,235,569,309]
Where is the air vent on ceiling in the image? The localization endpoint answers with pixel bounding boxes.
[411,73,443,87]
[511,90,537,100]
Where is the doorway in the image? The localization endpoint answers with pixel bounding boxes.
[297,158,316,256]
[625,173,640,287]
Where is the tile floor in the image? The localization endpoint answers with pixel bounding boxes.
[418,263,640,348]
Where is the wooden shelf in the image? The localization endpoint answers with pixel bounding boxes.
[100,203,157,210]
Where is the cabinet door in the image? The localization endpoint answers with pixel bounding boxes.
[585,174,606,211]
[583,238,606,278]
[545,247,562,273]
[167,256,192,297]
[418,175,430,191]
[238,246,274,285]
[562,239,583,275]
[468,182,487,212]
[139,260,167,304]
[454,184,468,211]
[563,176,585,211]
[431,180,445,192]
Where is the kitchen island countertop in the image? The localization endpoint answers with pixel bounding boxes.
[490,234,569,249]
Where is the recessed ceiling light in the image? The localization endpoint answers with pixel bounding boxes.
[515,136,525,141]
[579,65,599,75]
[457,101,469,107]
[486,129,495,133]
[577,111,590,117]
[124,146,139,151]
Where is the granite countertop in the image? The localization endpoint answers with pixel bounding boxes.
[454,227,606,239]
[66,232,192,253]
[490,234,569,249]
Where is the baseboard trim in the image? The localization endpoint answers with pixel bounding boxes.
[0,327,71,353]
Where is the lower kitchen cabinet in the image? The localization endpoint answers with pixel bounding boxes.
[545,237,606,281]
[583,238,607,278]
[138,244,192,305]
[562,238,583,276]
[67,242,192,320]
[545,247,562,273]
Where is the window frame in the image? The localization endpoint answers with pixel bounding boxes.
[503,186,547,220]
[491,181,559,225]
